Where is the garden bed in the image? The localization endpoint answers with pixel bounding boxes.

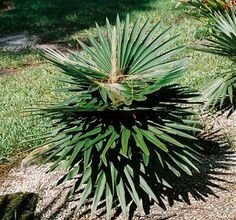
[0,112,235,220]
[0,148,235,220]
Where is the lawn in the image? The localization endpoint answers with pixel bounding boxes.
[0,0,229,162]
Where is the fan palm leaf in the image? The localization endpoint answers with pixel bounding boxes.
[197,11,236,113]
[198,11,236,57]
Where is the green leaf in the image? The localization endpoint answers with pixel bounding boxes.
[174,151,199,172]
[76,179,92,212]
[91,172,106,215]
[139,175,158,203]
[121,127,131,156]
[141,129,169,153]
[170,155,192,176]
[124,167,143,211]
[120,14,130,68]
[132,126,150,156]
[84,147,92,169]
[105,184,113,220]
[65,140,86,170]
[116,178,127,216]
[148,125,184,148]
[166,162,181,177]
[101,129,119,165]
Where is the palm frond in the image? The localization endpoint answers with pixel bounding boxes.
[201,68,236,113]
[196,11,236,114]
[197,11,236,58]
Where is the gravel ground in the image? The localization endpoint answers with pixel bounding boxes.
[0,111,235,220]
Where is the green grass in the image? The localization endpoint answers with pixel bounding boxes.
[0,0,230,162]
[0,50,69,161]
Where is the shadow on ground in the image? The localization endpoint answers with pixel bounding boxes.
[37,130,236,220]
[0,0,157,44]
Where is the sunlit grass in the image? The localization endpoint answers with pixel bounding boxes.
[0,56,66,161]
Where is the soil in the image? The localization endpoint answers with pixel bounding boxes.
[0,68,18,77]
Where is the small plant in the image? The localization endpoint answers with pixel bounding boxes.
[31,15,202,219]
[197,11,236,114]
[177,0,236,18]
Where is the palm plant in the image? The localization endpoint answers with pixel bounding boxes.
[198,11,236,114]
[31,15,202,219]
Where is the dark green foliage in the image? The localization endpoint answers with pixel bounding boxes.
[31,15,202,219]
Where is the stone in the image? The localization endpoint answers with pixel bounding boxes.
[0,33,37,52]
[0,192,39,220]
